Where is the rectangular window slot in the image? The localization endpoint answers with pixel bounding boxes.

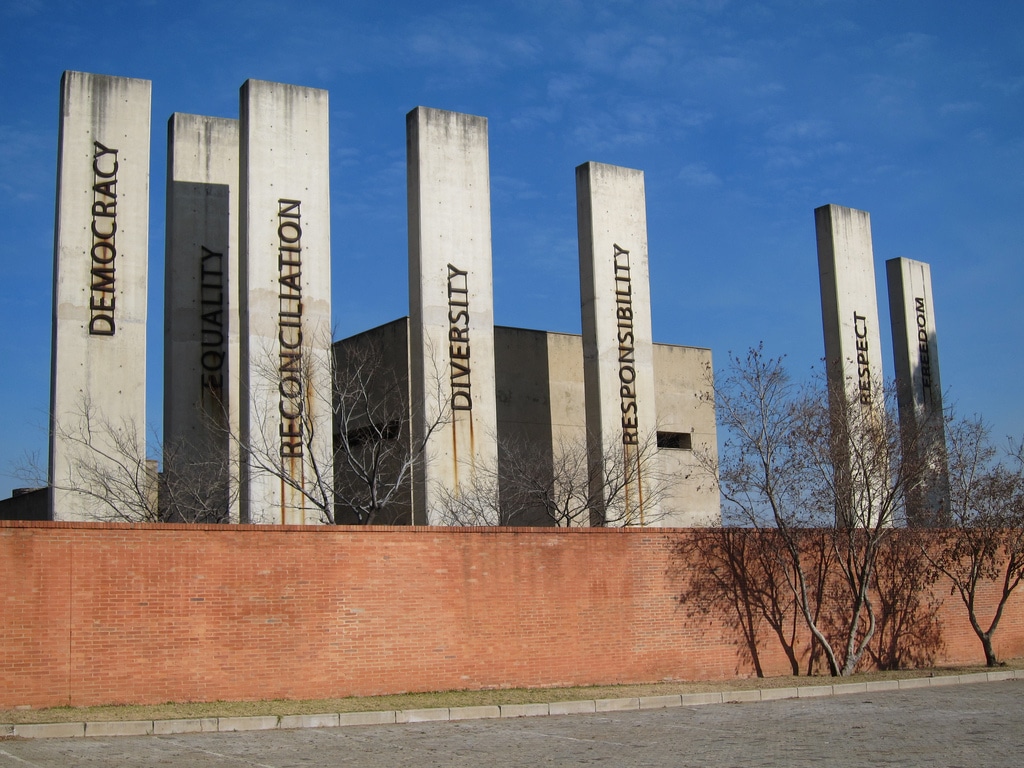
[657,431,692,450]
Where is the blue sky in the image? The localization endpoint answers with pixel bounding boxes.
[1,0,1022,493]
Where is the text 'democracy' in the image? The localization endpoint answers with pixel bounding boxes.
[89,141,119,335]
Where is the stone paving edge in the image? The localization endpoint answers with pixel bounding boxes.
[6,671,1023,740]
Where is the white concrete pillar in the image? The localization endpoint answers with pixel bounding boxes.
[239,80,333,525]
[164,114,240,522]
[49,71,151,521]
[886,257,950,526]
[576,162,658,526]
[815,204,886,526]
[815,204,885,410]
[407,107,499,525]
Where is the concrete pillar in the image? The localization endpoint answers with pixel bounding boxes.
[49,71,151,521]
[164,114,239,523]
[576,162,658,526]
[887,257,950,526]
[239,80,333,525]
[815,204,886,526]
[407,107,499,525]
[815,204,885,410]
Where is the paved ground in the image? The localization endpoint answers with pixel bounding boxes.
[1,680,1020,767]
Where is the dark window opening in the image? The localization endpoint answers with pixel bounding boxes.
[344,420,401,448]
[657,431,692,450]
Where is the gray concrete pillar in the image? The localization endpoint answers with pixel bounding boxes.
[576,162,658,525]
[164,114,240,523]
[49,71,152,521]
[239,80,333,525]
[407,107,499,525]
[887,257,950,526]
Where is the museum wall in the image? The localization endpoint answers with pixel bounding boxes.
[2,521,1022,709]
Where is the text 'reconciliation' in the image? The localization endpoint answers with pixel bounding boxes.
[278,199,304,458]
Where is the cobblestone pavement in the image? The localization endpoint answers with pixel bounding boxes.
[1,681,1020,767]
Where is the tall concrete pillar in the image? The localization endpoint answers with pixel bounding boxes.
[815,204,885,526]
[887,257,950,526]
[816,204,885,410]
[164,114,239,523]
[239,80,333,525]
[576,162,658,526]
[49,71,151,521]
[407,107,499,525]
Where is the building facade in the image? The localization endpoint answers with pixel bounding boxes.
[333,320,720,527]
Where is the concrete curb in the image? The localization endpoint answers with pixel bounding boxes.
[6,670,1022,740]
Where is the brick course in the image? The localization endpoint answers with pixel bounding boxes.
[1,521,1021,709]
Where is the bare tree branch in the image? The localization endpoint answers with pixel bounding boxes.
[925,415,1024,666]
[697,345,938,676]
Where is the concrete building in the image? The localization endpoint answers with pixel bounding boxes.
[49,71,152,521]
[30,71,721,527]
[333,320,719,527]
[887,257,950,526]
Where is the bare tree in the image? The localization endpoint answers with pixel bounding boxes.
[432,467,506,526]
[234,328,454,525]
[927,416,1024,666]
[432,429,670,527]
[31,395,236,523]
[238,331,336,522]
[159,435,237,523]
[498,430,670,527]
[702,346,930,676]
[36,395,158,521]
[330,338,450,524]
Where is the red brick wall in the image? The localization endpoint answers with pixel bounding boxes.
[2,521,1022,709]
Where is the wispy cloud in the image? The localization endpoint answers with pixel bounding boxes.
[939,101,980,116]
[509,105,563,131]
[2,0,43,17]
[572,101,713,149]
[547,74,592,101]
[677,162,722,187]
[759,140,852,172]
[493,174,545,202]
[879,31,938,60]
[765,119,832,143]
[403,11,541,73]
[981,75,1024,95]
[0,123,52,205]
